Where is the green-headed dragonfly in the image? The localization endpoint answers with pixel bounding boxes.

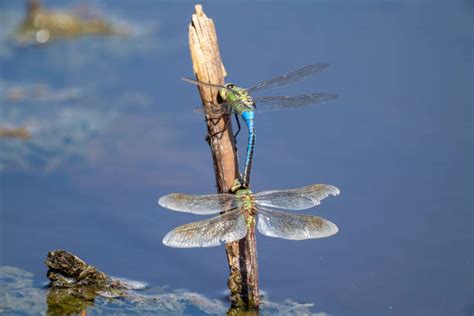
[158,183,340,248]
[182,63,337,188]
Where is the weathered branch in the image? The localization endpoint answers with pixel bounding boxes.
[187,5,259,310]
[188,4,237,191]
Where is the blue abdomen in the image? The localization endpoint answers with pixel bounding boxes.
[241,111,255,171]
[241,111,255,130]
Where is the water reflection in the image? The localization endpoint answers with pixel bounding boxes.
[0,100,115,172]
[2,82,83,103]
[0,82,164,174]
[0,1,174,175]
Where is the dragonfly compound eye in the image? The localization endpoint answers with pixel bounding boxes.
[217,89,227,101]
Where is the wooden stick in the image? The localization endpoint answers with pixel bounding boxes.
[188,4,236,191]
[187,5,259,310]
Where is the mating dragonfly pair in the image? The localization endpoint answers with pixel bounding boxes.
[159,64,339,247]
[182,63,337,187]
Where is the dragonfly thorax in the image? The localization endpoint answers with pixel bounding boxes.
[235,188,255,212]
[219,83,255,114]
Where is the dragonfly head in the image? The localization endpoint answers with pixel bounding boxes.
[219,84,255,110]
[218,83,236,101]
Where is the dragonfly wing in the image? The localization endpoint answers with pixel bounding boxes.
[257,207,338,240]
[247,63,329,93]
[181,77,238,100]
[253,93,337,113]
[254,184,340,210]
[158,193,238,215]
[163,209,246,248]
[181,77,227,90]
[193,102,235,116]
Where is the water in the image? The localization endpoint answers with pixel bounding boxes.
[0,1,472,315]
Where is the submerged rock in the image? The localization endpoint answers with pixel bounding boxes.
[46,250,119,288]
[45,250,129,314]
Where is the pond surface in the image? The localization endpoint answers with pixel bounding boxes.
[0,1,472,315]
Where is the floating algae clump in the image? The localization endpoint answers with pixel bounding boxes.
[0,126,30,139]
[14,0,126,45]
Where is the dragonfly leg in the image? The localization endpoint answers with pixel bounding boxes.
[230,178,243,193]
[206,113,223,127]
[201,100,226,124]
[201,101,227,141]
[205,113,230,142]
[234,114,241,139]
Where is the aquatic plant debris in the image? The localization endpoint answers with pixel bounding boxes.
[0,126,30,139]
[14,0,127,45]
[2,83,83,103]
[0,263,323,315]
[0,105,114,172]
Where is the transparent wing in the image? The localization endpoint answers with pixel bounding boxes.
[158,193,238,215]
[181,77,227,90]
[253,93,337,113]
[257,207,338,240]
[163,209,246,248]
[194,101,237,116]
[247,63,329,93]
[254,184,340,210]
[199,93,336,115]
[181,77,236,97]
[193,104,230,114]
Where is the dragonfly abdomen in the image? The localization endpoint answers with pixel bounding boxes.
[241,111,255,187]
[241,110,255,129]
[241,111,255,161]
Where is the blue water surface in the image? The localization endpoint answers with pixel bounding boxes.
[0,1,472,315]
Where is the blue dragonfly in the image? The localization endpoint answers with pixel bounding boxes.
[182,63,337,188]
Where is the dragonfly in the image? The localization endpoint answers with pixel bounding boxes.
[158,183,340,248]
[182,63,337,188]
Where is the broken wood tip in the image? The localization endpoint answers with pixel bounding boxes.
[195,4,203,15]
